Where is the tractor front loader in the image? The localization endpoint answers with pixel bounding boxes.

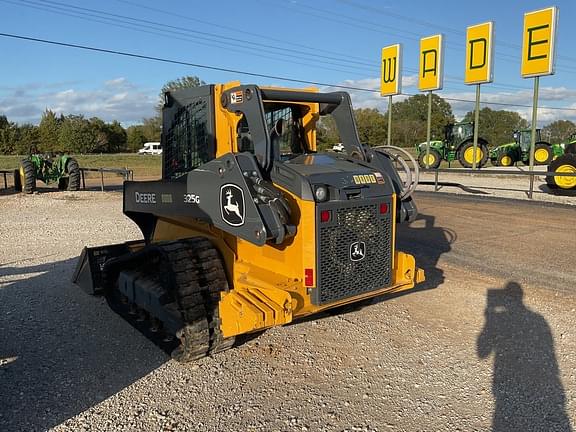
[15,153,81,194]
[73,82,425,362]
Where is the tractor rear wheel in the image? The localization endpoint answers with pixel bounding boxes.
[533,142,553,165]
[417,148,441,169]
[66,158,81,191]
[458,141,488,168]
[546,154,576,190]
[19,159,36,194]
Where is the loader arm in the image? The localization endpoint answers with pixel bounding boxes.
[124,152,295,246]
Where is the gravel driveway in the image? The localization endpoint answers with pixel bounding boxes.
[1,191,574,432]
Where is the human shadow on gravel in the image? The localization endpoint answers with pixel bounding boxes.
[0,258,168,432]
[477,282,572,432]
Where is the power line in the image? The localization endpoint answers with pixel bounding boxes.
[1,31,576,112]
[265,0,576,74]
[3,0,538,93]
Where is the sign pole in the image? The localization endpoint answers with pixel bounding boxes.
[387,95,392,146]
[472,83,481,170]
[426,90,432,169]
[528,75,540,198]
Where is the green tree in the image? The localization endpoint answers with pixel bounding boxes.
[14,124,41,155]
[463,107,528,147]
[141,116,162,142]
[388,94,454,147]
[126,125,147,152]
[38,110,63,152]
[58,115,101,154]
[316,115,339,150]
[354,108,387,146]
[156,75,206,111]
[542,119,575,143]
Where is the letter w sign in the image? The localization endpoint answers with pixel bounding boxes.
[380,44,402,97]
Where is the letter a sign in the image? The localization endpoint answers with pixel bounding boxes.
[380,44,402,96]
[465,22,494,85]
[521,7,558,77]
[419,34,444,92]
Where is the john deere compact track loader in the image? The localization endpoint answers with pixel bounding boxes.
[73,82,424,362]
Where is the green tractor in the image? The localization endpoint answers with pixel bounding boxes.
[15,154,81,194]
[489,129,563,167]
[415,121,489,169]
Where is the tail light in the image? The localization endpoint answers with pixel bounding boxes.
[304,268,314,286]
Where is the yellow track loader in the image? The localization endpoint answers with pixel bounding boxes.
[73,82,425,362]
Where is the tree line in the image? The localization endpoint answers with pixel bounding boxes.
[0,74,574,155]
[0,110,162,155]
[317,94,576,150]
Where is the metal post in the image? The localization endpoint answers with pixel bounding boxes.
[425,90,432,169]
[472,83,481,170]
[100,170,104,192]
[528,76,540,199]
[3,172,7,189]
[387,95,392,146]
[434,170,439,191]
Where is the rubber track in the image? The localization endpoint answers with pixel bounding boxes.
[161,238,235,362]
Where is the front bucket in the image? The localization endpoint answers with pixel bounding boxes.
[72,241,144,295]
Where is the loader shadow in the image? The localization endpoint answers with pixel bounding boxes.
[0,258,168,432]
[396,212,454,291]
[477,282,572,432]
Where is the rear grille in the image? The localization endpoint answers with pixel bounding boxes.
[315,200,392,305]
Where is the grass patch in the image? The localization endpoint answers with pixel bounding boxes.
[0,154,161,178]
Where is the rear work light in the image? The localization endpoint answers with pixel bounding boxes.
[320,210,331,223]
[380,203,389,214]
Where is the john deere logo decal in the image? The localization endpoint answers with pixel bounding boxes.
[220,184,245,226]
[350,241,366,261]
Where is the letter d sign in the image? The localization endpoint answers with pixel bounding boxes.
[465,22,494,85]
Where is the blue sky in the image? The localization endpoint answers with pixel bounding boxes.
[0,0,575,125]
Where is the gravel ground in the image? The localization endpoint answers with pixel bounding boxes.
[1,191,575,432]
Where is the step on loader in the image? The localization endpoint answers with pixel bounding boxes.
[73,82,425,362]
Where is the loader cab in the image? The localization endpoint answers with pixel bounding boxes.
[236,102,310,161]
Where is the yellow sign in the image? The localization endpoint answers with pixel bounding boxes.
[380,44,402,96]
[465,22,494,84]
[521,7,558,77]
[419,34,444,91]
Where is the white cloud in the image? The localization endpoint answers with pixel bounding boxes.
[0,78,156,125]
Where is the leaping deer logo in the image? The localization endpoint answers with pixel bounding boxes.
[220,184,245,226]
[350,241,366,261]
[223,188,242,219]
